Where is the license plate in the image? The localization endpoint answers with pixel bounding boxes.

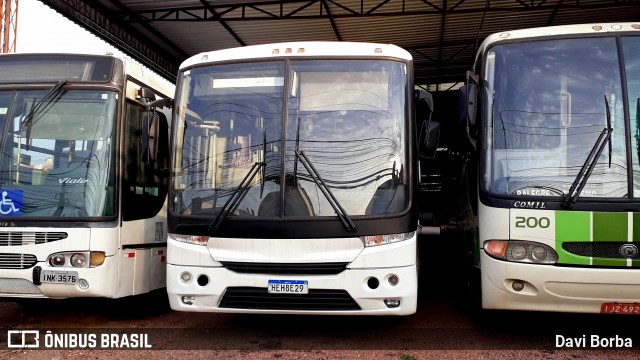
[267,280,308,294]
[601,302,640,314]
[40,270,78,284]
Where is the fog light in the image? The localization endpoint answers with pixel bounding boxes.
[70,253,87,268]
[367,277,379,290]
[182,296,195,305]
[78,279,89,290]
[197,275,209,287]
[388,274,399,286]
[180,272,192,283]
[383,299,401,308]
[512,280,524,292]
[49,254,65,266]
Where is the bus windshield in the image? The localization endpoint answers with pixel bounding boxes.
[0,89,117,217]
[482,37,628,199]
[173,59,408,218]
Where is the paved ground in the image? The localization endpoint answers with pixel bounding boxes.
[0,237,639,359]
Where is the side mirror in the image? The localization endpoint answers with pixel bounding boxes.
[419,119,440,159]
[141,111,159,164]
[142,98,173,164]
[415,89,439,158]
[415,89,434,114]
[458,83,478,148]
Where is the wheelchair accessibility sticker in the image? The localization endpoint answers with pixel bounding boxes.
[0,190,22,215]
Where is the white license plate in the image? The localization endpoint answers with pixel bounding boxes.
[40,270,78,284]
[267,280,308,294]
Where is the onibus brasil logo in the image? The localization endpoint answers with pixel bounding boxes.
[7,330,152,349]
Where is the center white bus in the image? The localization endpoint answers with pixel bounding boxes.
[167,42,437,315]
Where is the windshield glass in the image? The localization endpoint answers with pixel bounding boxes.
[0,89,117,217]
[482,37,626,198]
[623,36,640,197]
[172,59,408,218]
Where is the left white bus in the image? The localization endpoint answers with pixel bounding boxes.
[0,53,173,300]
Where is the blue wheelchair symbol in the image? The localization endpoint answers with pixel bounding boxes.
[0,190,22,215]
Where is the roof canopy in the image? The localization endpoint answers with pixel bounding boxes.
[40,0,640,85]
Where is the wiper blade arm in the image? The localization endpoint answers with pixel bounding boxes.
[21,80,68,150]
[562,95,613,208]
[208,161,265,232]
[22,80,67,126]
[296,150,356,232]
[605,94,612,168]
[292,118,301,186]
[562,98,613,208]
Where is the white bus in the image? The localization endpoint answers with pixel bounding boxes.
[457,23,640,313]
[0,53,173,301]
[167,42,437,315]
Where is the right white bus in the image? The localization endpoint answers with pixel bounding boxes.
[459,23,640,314]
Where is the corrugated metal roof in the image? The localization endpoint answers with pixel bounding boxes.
[39,0,640,84]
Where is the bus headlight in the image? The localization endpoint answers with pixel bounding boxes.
[169,233,209,246]
[47,252,101,268]
[49,254,66,267]
[484,240,558,264]
[360,232,414,247]
[70,253,87,268]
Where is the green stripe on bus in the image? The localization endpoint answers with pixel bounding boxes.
[556,211,590,242]
[593,212,628,242]
[633,212,640,242]
[593,258,628,267]
[633,259,640,267]
[555,211,590,265]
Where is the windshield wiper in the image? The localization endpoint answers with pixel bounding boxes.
[605,94,612,168]
[21,80,68,150]
[207,161,265,232]
[292,118,301,186]
[636,98,640,164]
[295,150,356,232]
[562,95,613,208]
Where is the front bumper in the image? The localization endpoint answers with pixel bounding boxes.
[167,263,417,315]
[481,252,640,313]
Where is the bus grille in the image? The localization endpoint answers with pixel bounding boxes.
[562,242,640,259]
[0,253,38,269]
[220,262,348,275]
[219,287,361,311]
[0,232,67,246]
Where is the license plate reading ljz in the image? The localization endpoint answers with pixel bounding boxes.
[601,302,640,314]
[268,280,308,294]
[40,270,78,284]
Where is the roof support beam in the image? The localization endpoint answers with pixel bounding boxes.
[437,0,447,84]
[40,0,183,81]
[120,1,636,22]
[322,0,342,41]
[546,0,564,26]
[199,0,246,46]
